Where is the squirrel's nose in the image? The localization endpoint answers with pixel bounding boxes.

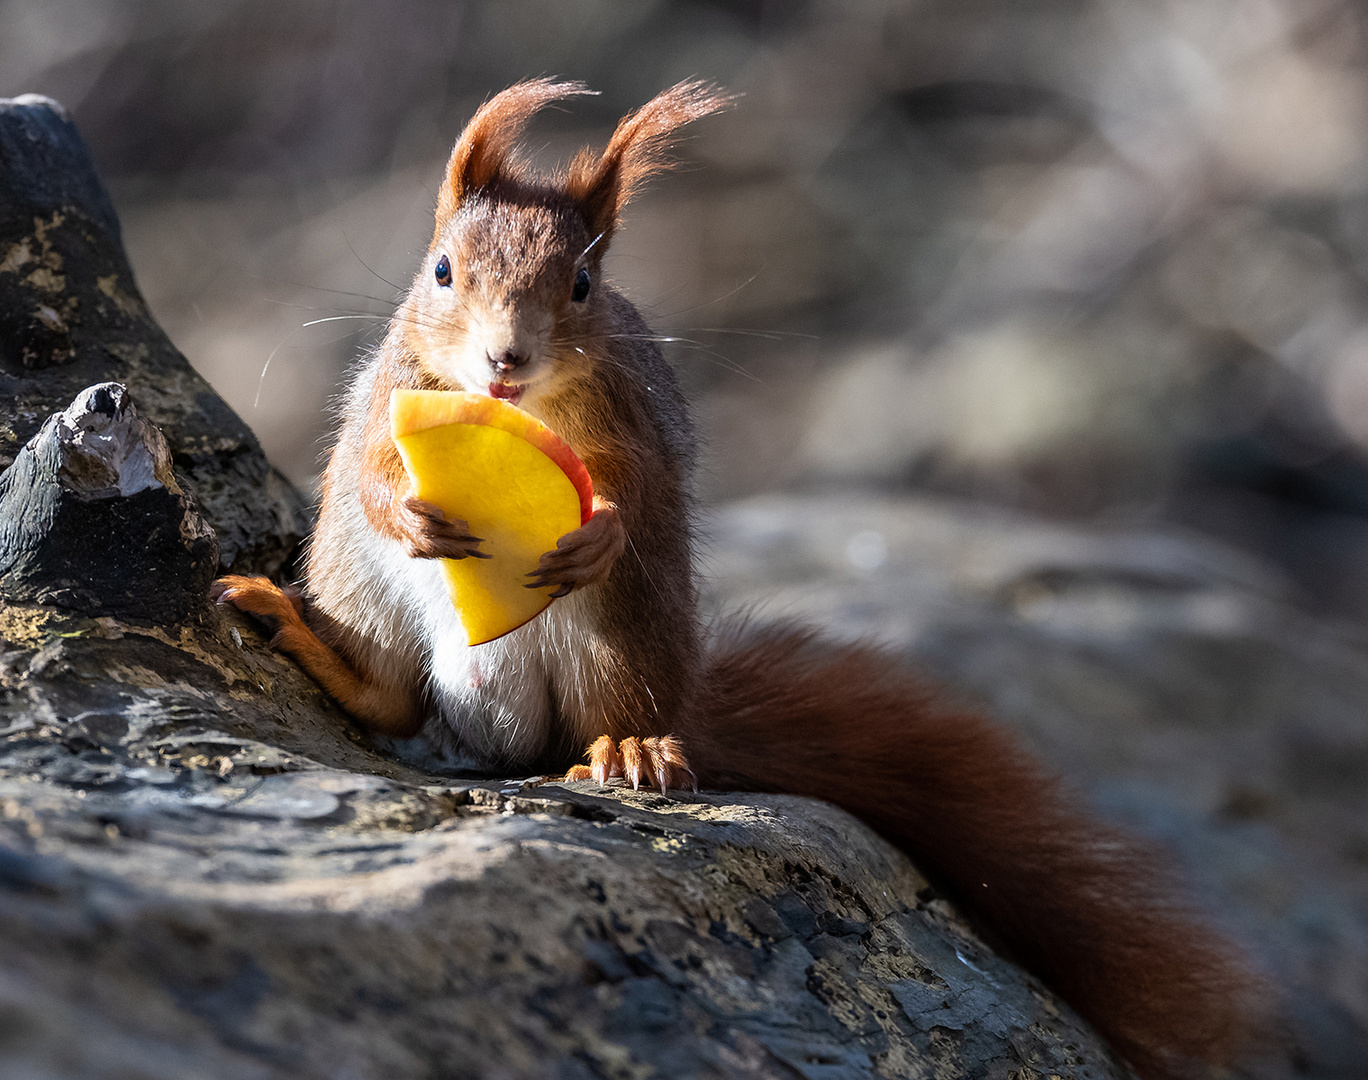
[489,350,526,374]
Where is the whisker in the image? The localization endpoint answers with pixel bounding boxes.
[255,311,400,408]
[301,314,393,328]
[677,348,760,381]
[259,301,446,336]
[341,228,405,293]
[679,327,818,342]
[240,265,402,311]
[258,299,487,341]
[624,531,669,608]
[310,324,380,348]
[254,332,293,410]
[620,276,693,314]
[262,297,392,318]
[550,330,760,381]
[649,272,762,319]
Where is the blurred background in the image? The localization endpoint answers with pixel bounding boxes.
[8,6,1368,1070]
[6,0,1368,620]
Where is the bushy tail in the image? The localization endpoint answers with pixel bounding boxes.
[690,622,1269,1080]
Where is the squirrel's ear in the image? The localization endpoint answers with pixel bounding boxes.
[436,79,595,228]
[566,80,734,247]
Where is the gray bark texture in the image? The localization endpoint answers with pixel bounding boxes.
[0,95,307,577]
[0,94,1363,1079]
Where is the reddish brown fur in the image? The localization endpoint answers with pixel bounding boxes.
[689,623,1270,1079]
[217,82,1269,1078]
[354,350,429,543]
[209,575,423,735]
[435,79,596,233]
[566,80,737,245]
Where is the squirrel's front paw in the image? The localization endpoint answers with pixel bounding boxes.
[397,496,490,560]
[566,734,697,794]
[526,501,625,597]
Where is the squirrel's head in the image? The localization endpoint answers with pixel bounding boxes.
[401,78,732,408]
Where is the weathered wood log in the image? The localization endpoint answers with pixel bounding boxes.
[0,94,306,577]
[0,381,218,621]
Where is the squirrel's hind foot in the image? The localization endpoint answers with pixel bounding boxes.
[567,734,697,795]
[211,574,305,630]
[212,574,320,661]
[212,574,423,738]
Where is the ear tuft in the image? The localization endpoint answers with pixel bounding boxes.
[566,80,735,246]
[436,79,596,230]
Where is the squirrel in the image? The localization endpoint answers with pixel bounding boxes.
[211,79,1269,1079]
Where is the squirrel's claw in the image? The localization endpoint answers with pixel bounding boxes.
[212,574,302,630]
[397,496,489,560]
[567,733,696,795]
[211,576,317,657]
[526,502,625,595]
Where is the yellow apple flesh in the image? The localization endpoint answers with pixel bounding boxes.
[391,389,593,645]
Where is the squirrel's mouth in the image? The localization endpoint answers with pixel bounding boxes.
[487,382,524,407]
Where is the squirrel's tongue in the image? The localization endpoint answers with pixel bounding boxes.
[488,382,524,406]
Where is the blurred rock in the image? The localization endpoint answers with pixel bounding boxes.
[797,324,1176,512]
[0,94,307,575]
[0,382,217,622]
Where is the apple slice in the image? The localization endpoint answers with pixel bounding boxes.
[390,389,593,645]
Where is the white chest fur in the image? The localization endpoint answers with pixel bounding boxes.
[323,500,612,768]
[315,365,621,769]
[412,552,606,764]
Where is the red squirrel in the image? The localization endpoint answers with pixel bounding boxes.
[212,79,1269,1079]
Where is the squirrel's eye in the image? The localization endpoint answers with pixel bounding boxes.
[571,267,591,304]
[435,255,452,287]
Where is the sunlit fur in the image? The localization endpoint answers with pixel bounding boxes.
[403,189,596,404]
[299,81,714,767]
[215,80,1270,1078]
